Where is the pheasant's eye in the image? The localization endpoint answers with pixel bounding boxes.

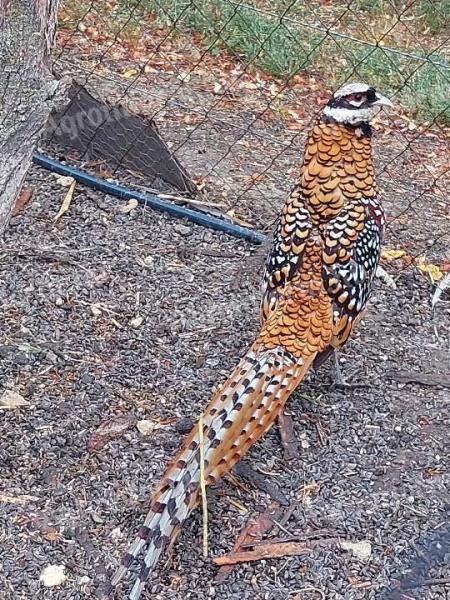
[348,93,364,103]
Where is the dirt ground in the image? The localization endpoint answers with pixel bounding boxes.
[1,154,449,600]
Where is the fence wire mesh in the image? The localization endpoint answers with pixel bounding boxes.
[46,0,450,275]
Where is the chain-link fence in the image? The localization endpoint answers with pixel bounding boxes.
[44,0,450,272]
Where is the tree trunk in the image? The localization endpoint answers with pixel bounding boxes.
[0,0,69,234]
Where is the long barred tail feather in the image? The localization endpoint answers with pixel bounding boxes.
[111,342,316,599]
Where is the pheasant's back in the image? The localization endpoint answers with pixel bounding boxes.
[262,119,384,347]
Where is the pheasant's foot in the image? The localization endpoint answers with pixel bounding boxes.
[278,410,299,461]
[233,461,289,506]
[332,355,370,389]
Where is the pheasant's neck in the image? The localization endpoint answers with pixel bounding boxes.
[299,120,377,223]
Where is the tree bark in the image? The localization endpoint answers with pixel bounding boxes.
[0,0,69,234]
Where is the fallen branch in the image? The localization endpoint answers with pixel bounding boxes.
[390,370,450,389]
[214,536,369,566]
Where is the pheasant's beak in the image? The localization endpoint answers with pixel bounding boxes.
[373,93,394,108]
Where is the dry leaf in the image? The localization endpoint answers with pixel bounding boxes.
[54,179,76,222]
[381,249,406,260]
[0,390,29,409]
[120,198,139,213]
[39,564,67,587]
[122,68,139,78]
[216,503,277,582]
[417,262,443,282]
[12,187,33,217]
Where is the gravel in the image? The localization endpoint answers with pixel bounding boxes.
[0,163,448,600]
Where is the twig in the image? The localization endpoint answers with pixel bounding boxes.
[403,577,450,590]
[278,410,299,461]
[390,370,450,389]
[213,537,341,566]
[198,416,208,558]
[213,540,310,565]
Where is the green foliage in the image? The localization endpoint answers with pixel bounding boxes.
[141,0,450,124]
[417,0,450,33]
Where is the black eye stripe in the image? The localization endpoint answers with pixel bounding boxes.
[367,87,376,103]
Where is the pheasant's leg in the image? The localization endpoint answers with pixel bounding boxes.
[332,354,369,389]
[278,409,299,461]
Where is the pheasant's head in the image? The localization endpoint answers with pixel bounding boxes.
[324,82,393,126]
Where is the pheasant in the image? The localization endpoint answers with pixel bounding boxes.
[110,82,392,599]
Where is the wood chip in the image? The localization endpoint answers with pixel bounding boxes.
[432,272,450,308]
[0,494,39,504]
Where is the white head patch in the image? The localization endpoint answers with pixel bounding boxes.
[333,82,371,99]
[324,82,388,125]
[323,105,376,125]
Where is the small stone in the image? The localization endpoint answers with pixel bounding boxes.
[136,420,156,435]
[46,350,58,364]
[341,539,372,561]
[39,564,67,587]
[110,527,123,541]
[173,223,191,236]
[55,175,75,187]
[90,304,102,317]
[55,297,64,307]
[130,316,143,328]
[90,511,104,524]
[120,198,139,213]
